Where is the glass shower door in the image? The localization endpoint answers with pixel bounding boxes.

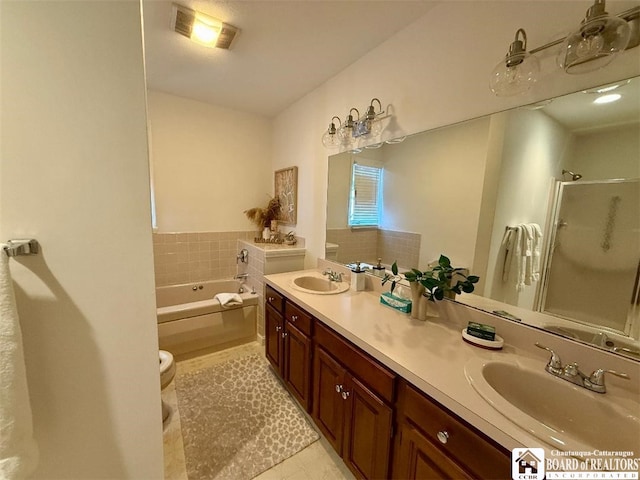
[541,179,639,335]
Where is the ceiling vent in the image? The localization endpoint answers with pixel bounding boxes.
[171,4,239,49]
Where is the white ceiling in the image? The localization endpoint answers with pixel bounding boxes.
[142,1,437,117]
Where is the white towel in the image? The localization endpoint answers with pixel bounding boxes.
[501,224,543,291]
[0,247,39,479]
[214,293,243,308]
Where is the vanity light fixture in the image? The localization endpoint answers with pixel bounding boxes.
[490,29,540,97]
[490,1,639,96]
[322,98,391,149]
[338,108,359,149]
[559,0,631,74]
[355,98,384,139]
[171,4,239,49]
[321,116,342,148]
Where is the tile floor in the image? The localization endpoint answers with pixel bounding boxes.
[162,342,355,480]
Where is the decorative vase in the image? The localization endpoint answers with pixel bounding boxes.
[410,282,425,320]
[270,219,278,232]
[262,227,271,240]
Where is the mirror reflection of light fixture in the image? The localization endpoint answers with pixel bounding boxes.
[490,29,540,97]
[321,116,342,148]
[490,3,638,96]
[559,0,631,74]
[172,4,239,49]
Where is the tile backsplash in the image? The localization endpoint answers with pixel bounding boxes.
[153,231,255,287]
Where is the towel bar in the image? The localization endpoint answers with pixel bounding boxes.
[3,239,40,257]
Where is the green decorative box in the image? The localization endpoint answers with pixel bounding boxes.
[380,292,412,314]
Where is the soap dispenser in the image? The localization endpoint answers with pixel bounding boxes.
[372,258,385,278]
[351,262,366,291]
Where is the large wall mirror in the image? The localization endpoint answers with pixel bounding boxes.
[326,76,640,360]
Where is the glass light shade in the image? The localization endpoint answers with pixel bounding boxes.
[338,125,355,147]
[559,15,631,74]
[322,130,340,148]
[489,52,540,97]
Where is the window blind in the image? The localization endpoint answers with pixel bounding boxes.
[348,163,382,227]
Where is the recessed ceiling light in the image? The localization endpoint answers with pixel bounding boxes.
[593,93,622,104]
[171,4,239,49]
[583,79,631,94]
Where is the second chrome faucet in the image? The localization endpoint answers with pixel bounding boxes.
[535,343,629,394]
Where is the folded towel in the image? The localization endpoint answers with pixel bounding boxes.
[0,247,39,478]
[214,293,243,308]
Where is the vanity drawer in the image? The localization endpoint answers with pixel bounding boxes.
[397,380,510,479]
[265,285,284,314]
[284,301,313,337]
[315,322,395,403]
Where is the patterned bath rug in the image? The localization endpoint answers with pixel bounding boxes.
[175,353,319,479]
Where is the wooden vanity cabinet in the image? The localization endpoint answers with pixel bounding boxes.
[264,285,313,412]
[264,285,284,373]
[392,379,511,480]
[283,301,313,411]
[313,322,395,480]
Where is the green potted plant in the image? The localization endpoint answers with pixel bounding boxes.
[405,254,479,301]
[382,255,479,320]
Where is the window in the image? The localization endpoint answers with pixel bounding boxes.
[348,162,382,227]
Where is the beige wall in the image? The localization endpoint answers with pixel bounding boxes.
[148,90,273,233]
[271,0,640,270]
[0,1,163,478]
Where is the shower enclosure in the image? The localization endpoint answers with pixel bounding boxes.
[539,178,640,338]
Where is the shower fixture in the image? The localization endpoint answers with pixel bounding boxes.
[562,170,583,181]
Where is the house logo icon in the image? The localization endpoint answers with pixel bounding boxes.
[512,448,545,480]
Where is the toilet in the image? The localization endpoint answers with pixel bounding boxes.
[159,350,176,423]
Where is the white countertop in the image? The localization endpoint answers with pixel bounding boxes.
[264,269,548,453]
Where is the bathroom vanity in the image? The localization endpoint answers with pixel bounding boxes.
[264,269,640,480]
[264,282,510,479]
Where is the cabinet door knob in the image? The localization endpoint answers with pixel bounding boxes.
[291,315,298,322]
[268,296,275,303]
[437,430,449,444]
[282,332,288,338]
[335,384,343,393]
[341,390,350,400]
[275,325,282,332]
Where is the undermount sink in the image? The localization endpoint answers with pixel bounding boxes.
[291,274,349,295]
[465,357,640,455]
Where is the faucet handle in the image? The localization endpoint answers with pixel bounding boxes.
[589,369,630,387]
[535,343,563,373]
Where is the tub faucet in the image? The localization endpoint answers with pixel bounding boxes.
[234,273,248,280]
[535,343,629,393]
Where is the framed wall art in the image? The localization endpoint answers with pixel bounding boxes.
[274,166,298,225]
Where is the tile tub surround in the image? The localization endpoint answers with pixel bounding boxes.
[238,240,306,340]
[153,231,256,287]
[264,268,640,458]
[325,228,421,269]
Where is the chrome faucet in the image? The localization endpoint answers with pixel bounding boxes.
[322,268,343,282]
[535,343,629,393]
[234,273,248,280]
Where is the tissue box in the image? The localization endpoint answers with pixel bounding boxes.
[380,292,412,313]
